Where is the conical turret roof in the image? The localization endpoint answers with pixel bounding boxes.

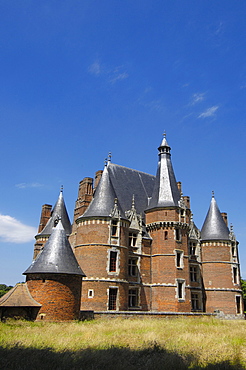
[201,196,230,241]
[38,189,72,236]
[147,134,180,210]
[24,220,85,276]
[79,164,125,219]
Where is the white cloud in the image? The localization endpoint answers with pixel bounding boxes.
[110,71,129,84]
[88,61,129,84]
[191,93,205,105]
[15,182,43,189]
[88,61,102,75]
[0,214,36,243]
[198,105,219,118]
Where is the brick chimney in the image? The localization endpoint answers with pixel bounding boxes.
[38,204,52,233]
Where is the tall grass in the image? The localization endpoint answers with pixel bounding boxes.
[0,317,245,369]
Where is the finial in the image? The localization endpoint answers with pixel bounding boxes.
[212,190,214,198]
[230,223,234,232]
[104,157,108,167]
[114,198,118,205]
[131,194,135,209]
[163,131,166,138]
[60,185,63,193]
[108,152,112,163]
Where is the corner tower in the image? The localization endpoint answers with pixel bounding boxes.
[201,195,243,318]
[24,220,85,321]
[74,163,130,312]
[145,134,191,312]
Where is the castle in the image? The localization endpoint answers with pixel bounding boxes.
[0,135,243,320]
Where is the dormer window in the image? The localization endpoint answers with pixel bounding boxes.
[189,243,196,255]
[129,232,137,247]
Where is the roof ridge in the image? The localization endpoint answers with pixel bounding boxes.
[109,163,155,177]
[0,284,18,304]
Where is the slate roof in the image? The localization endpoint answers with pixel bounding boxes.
[81,164,126,219]
[147,135,181,210]
[24,220,85,276]
[38,190,72,236]
[201,196,230,241]
[80,162,156,219]
[0,283,41,307]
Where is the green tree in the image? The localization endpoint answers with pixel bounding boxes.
[241,279,246,312]
[0,284,13,298]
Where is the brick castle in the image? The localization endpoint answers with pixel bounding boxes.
[0,134,243,320]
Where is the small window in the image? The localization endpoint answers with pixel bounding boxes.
[191,292,200,310]
[232,246,236,257]
[164,231,168,240]
[236,296,241,314]
[108,288,117,310]
[233,267,238,284]
[128,258,138,276]
[190,266,198,282]
[189,243,196,255]
[109,251,117,272]
[128,288,139,307]
[88,289,94,298]
[177,281,184,299]
[176,250,183,268]
[129,232,137,247]
[175,229,181,241]
[111,220,118,236]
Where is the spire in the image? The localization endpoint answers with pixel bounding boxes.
[38,189,72,236]
[147,134,180,210]
[24,220,85,276]
[201,195,230,241]
[79,164,125,219]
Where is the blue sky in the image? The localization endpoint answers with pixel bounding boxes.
[1,1,246,285]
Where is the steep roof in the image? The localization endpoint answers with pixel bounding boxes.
[38,190,72,236]
[81,164,126,219]
[80,162,155,219]
[24,220,85,276]
[201,196,230,241]
[0,283,41,307]
[147,135,180,210]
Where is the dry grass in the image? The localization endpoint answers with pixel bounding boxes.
[0,317,246,369]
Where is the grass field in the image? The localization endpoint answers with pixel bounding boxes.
[0,317,246,369]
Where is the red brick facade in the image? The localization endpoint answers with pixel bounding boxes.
[30,137,243,320]
[26,274,82,321]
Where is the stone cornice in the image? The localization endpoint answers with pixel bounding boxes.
[146,221,189,232]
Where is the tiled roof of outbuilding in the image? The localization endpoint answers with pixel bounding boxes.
[0,283,41,307]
